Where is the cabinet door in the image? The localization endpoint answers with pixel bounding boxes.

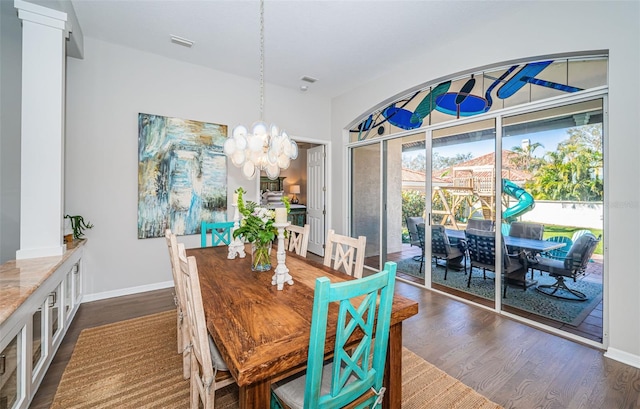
[73,262,81,306]
[50,285,63,344]
[32,300,45,377]
[64,270,73,320]
[0,334,20,409]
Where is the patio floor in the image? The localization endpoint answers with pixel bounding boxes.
[369,243,603,343]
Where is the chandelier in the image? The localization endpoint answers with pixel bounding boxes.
[223,0,298,180]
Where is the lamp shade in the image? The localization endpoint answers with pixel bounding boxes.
[290,185,301,194]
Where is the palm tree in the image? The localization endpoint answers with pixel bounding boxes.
[510,140,544,172]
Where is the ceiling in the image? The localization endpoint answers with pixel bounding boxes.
[69,0,519,99]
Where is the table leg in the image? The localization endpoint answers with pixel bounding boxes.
[384,322,403,408]
[239,379,271,409]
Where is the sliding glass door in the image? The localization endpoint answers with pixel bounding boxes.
[430,119,497,306]
[500,99,604,342]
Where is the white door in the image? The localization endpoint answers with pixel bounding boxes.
[306,145,325,256]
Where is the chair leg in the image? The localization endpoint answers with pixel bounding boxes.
[467,266,473,288]
[536,276,587,301]
[444,261,449,280]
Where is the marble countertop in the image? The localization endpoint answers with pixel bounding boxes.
[0,240,86,326]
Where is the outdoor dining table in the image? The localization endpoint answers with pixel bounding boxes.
[445,227,567,287]
[186,244,419,409]
[445,228,567,253]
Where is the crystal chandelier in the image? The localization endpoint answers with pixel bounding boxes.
[223,0,298,180]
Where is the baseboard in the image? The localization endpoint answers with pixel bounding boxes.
[604,347,640,369]
[82,280,174,303]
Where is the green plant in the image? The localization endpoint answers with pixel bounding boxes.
[64,214,94,239]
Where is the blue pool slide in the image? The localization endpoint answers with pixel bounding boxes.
[502,178,535,222]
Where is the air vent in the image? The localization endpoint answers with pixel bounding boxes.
[300,76,318,83]
[170,35,194,48]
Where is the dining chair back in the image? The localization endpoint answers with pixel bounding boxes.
[285,223,311,257]
[201,221,234,247]
[323,229,366,278]
[467,218,494,231]
[431,225,466,280]
[165,229,190,378]
[177,243,235,408]
[271,262,397,409]
[465,228,526,297]
[507,221,544,279]
[508,221,544,240]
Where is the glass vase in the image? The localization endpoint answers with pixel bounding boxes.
[251,241,272,272]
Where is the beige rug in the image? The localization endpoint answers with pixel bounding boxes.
[51,310,502,409]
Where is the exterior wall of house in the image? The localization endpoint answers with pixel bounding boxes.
[331,2,640,365]
[63,37,331,299]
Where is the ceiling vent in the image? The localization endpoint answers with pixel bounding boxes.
[170,35,194,48]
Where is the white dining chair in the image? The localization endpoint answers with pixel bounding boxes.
[285,223,310,257]
[164,229,190,379]
[177,243,236,409]
[323,229,366,278]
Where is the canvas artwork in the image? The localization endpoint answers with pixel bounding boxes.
[138,113,228,238]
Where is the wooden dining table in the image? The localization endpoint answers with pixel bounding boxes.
[186,244,419,409]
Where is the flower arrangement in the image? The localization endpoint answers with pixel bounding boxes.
[233,187,289,271]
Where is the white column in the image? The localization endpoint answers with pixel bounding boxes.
[15,1,69,259]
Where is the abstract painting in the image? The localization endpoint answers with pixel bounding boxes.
[138,113,227,238]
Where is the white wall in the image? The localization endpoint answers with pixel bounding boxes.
[521,201,603,230]
[65,38,331,299]
[0,0,22,264]
[331,2,640,364]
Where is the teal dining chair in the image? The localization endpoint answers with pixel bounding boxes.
[271,262,397,409]
[200,221,234,247]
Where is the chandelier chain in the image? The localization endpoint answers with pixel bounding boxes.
[259,0,264,121]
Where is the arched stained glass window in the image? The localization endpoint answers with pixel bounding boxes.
[349,56,607,142]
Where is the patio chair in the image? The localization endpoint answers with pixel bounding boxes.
[508,221,544,279]
[416,223,426,273]
[465,228,527,297]
[467,218,494,232]
[406,216,424,260]
[540,236,573,261]
[571,229,592,242]
[535,233,600,301]
[431,225,466,280]
[271,262,396,409]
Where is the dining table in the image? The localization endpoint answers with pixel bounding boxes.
[186,244,419,409]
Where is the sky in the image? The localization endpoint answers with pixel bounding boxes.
[429,126,573,161]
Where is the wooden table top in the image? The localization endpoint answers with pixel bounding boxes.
[186,245,419,387]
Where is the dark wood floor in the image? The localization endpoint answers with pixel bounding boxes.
[30,280,639,409]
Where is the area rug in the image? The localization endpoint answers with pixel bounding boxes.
[51,310,502,409]
[396,257,602,326]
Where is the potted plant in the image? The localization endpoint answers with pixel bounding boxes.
[64,214,94,241]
